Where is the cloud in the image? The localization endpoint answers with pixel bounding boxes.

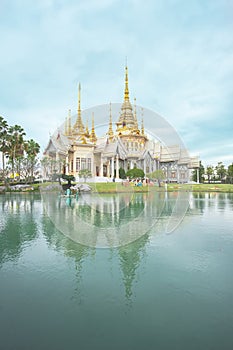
[0,0,232,166]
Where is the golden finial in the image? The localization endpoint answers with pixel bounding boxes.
[68,109,72,135]
[108,102,114,141]
[73,83,84,134]
[141,108,144,135]
[124,64,129,102]
[134,97,138,129]
[85,118,90,137]
[64,115,68,135]
[78,83,81,116]
[90,112,97,143]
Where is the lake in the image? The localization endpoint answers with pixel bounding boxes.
[0,191,233,350]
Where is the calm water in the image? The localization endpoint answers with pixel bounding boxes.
[0,192,233,350]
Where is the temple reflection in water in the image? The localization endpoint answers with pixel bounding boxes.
[1,192,232,303]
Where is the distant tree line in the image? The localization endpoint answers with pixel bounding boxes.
[0,115,40,184]
[192,161,233,184]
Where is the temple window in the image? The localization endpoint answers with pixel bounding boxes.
[81,158,86,170]
[76,158,80,171]
[87,158,92,171]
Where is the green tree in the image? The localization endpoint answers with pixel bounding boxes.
[148,169,165,187]
[206,165,214,183]
[0,116,9,183]
[215,162,227,182]
[119,167,126,179]
[7,125,26,179]
[24,139,40,182]
[227,163,233,184]
[126,167,144,179]
[62,174,75,187]
[78,169,92,182]
[192,161,205,183]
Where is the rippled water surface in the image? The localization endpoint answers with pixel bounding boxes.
[0,192,233,350]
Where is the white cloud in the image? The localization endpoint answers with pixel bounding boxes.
[0,0,233,166]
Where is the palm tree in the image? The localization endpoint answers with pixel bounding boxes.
[0,116,9,183]
[7,125,26,180]
[25,139,40,182]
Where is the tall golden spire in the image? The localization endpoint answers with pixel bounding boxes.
[65,116,68,135]
[78,83,81,116]
[124,65,129,102]
[90,112,97,143]
[134,97,138,129]
[73,83,84,134]
[107,102,114,141]
[85,118,90,137]
[141,108,144,135]
[68,109,72,135]
[64,109,72,135]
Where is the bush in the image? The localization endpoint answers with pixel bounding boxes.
[126,168,144,179]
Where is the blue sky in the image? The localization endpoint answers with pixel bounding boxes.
[0,0,232,166]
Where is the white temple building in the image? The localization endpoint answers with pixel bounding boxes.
[43,66,199,182]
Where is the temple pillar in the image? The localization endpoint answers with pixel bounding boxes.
[65,155,69,174]
[116,154,119,179]
[107,160,110,177]
[73,153,76,176]
[100,156,103,177]
[111,156,114,177]
[91,156,94,177]
[177,165,180,183]
[196,168,200,184]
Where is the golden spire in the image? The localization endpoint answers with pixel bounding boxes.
[107,102,114,141]
[73,83,84,134]
[78,82,81,116]
[85,118,90,137]
[90,112,97,143]
[64,116,68,135]
[134,97,138,129]
[68,109,72,135]
[124,65,129,101]
[141,108,144,135]
[64,109,72,135]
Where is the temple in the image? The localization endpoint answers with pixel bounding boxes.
[43,66,199,182]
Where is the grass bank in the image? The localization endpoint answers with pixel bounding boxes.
[1,182,233,193]
[89,182,233,193]
[166,183,233,193]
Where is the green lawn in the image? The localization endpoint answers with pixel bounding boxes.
[1,181,233,193]
[166,183,233,192]
[90,182,233,193]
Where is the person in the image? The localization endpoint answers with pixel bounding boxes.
[112,177,115,182]
[66,188,71,196]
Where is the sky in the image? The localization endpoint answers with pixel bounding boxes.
[0,0,233,167]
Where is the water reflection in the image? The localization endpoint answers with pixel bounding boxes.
[40,211,150,304]
[118,233,149,302]
[0,192,233,305]
[0,194,40,267]
[42,191,175,248]
[0,192,233,349]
